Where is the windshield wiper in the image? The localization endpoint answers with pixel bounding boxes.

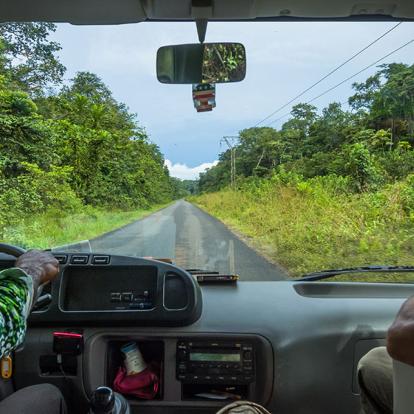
[186,269,220,275]
[297,265,414,281]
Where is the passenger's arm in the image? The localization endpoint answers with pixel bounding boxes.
[0,251,59,358]
[387,296,414,366]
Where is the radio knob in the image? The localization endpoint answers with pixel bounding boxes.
[243,350,253,360]
[177,349,187,360]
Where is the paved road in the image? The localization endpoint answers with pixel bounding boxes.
[89,200,286,281]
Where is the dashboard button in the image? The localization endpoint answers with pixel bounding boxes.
[177,349,187,360]
[208,368,220,375]
[110,292,121,302]
[71,255,89,264]
[92,255,110,265]
[54,255,68,264]
[122,292,133,302]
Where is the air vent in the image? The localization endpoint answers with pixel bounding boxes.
[164,272,189,310]
[92,255,110,265]
[70,255,89,265]
[54,254,68,265]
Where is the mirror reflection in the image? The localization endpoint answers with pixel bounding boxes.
[157,43,246,84]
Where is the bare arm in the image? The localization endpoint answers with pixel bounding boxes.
[15,250,60,300]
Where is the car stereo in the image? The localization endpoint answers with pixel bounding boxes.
[176,339,255,384]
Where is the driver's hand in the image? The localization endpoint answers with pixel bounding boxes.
[15,250,59,286]
[387,295,414,366]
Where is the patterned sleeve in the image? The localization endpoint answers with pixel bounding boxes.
[0,268,34,359]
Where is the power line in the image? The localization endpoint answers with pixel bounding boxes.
[267,38,414,127]
[253,22,402,127]
[307,39,413,103]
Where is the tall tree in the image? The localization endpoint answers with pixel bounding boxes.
[0,23,66,95]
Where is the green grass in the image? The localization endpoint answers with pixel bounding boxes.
[192,178,414,282]
[1,204,168,250]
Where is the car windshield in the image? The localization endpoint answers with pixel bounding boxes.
[1,21,414,282]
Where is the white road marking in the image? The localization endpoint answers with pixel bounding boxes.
[229,239,235,274]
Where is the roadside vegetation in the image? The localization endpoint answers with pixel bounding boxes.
[3,205,168,249]
[195,63,414,280]
[195,174,414,280]
[0,23,181,248]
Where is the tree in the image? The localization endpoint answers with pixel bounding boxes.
[307,103,354,153]
[330,143,383,191]
[280,103,318,160]
[349,63,414,143]
[0,23,66,95]
[237,127,281,177]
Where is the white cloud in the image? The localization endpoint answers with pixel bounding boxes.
[165,159,218,180]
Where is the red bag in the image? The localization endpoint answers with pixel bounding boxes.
[113,366,159,399]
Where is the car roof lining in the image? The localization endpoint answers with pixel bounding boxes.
[1,0,413,25]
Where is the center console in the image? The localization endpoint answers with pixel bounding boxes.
[84,332,273,412]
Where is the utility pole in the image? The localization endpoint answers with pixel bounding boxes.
[221,136,239,189]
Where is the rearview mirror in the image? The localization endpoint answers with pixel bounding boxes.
[156,43,246,84]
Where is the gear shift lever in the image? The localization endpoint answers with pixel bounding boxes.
[90,386,130,414]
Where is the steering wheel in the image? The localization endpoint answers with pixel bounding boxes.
[0,243,51,309]
[0,243,26,258]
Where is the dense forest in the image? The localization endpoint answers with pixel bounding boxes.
[0,23,179,246]
[196,63,414,277]
[200,63,414,192]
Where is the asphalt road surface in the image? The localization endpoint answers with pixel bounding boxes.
[89,200,286,281]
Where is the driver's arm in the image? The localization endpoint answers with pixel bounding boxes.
[0,250,59,359]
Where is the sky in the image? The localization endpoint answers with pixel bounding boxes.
[50,21,414,179]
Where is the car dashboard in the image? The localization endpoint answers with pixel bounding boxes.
[2,252,414,414]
